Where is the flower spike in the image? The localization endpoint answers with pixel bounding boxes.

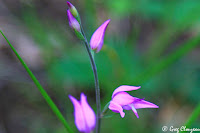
[69,93,96,133]
[90,19,110,53]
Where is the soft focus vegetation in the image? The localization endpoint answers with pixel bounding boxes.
[0,0,200,132]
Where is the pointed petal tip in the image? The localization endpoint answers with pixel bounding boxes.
[153,105,159,108]
[120,112,125,118]
[68,95,78,104]
[80,93,87,101]
[102,19,111,28]
[80,92,86,97]
[106,19,111,23]
[134,111,139,118]
[133,99,159,109]
[67,1,72,8]
[132,111,139,118]
[105,19,111,24]
[68,95,73,100]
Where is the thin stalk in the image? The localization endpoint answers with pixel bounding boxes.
[81,27,101,133]
[0,30,73,133]
[101,102,110,118]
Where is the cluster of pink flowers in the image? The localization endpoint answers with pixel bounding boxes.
[67,2,159,133]
[69,86,158,132]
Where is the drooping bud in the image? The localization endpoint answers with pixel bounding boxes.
[67,10,84,40]
[90,19,110,53]
[67,1,81,23]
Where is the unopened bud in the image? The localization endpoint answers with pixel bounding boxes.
[67,1,80,23]
[90,19,110,53]
[67,9,80,31]
[67,10,84,40]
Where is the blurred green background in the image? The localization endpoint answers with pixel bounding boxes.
[0,0,200,132]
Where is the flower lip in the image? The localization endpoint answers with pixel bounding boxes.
[112,92,135,106]
[109,101,125,118]
[90,19,110,53]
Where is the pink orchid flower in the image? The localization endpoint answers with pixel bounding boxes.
[90,19,110,53]
[69,93,96,133]
[67,9,80,32]
[108,85,159,118]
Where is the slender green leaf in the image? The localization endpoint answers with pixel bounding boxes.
[180,103,200,133]
[135,35,200,84]
[0,30,73,133]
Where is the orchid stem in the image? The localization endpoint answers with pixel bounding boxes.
[81,27,101,133]
[0,30,73,133]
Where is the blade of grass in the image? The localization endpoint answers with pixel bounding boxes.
[182,103,200,130]
[134,35,200,84]
[0,30,73,133]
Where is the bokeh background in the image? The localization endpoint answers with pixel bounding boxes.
[0,0,200,132]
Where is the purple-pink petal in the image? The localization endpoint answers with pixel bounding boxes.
[109,101,125,118]
[112,92,135,106]
[80,93,96,132]
[67,1,73,8]
[133,99,159,109]
[67,10,80,32]
[69,94,96,133]
[112,85,141,98]
[130,104,139,118]
[90,19,110,53]
[69,95,86,132]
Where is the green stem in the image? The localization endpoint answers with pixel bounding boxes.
[0,30,73,133]
[81,28,101,133]
[101,102,110,118]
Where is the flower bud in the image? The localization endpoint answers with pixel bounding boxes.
[67,1,81,23]
[90,19,110,53]
[67,10,84,40]
[67,10,80,31]
[69,93,96,133]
